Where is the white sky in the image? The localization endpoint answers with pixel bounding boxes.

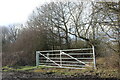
[0,0,95,26]
[0,0,52,26]
[0,0,117,26]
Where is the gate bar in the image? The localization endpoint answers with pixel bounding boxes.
[39,52,62,67]
[61,52,90,67]
[39,48,92,52]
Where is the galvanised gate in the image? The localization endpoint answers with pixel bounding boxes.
[36,45,96,69]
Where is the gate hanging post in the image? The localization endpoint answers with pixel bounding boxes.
[92,45,96,69]
[36,51,39,66]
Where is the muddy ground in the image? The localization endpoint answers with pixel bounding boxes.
[2,71,119,80]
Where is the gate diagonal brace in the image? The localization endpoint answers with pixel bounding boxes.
[39,53,62,67]
[61,52,90,67]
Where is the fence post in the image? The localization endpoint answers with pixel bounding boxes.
[60,50,62,67]
[92,45,96,69]
[36,51,39,66]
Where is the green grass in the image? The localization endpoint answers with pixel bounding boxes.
[2,66,38,71]
[16,66,37,71]
[2,65,52,72]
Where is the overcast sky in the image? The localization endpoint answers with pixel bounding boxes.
[0,0,118,26]
[0,0,79,26]
[0,0,53,26]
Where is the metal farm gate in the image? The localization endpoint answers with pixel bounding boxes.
[36,46,96,69]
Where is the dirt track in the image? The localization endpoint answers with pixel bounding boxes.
[2,71,119,80]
